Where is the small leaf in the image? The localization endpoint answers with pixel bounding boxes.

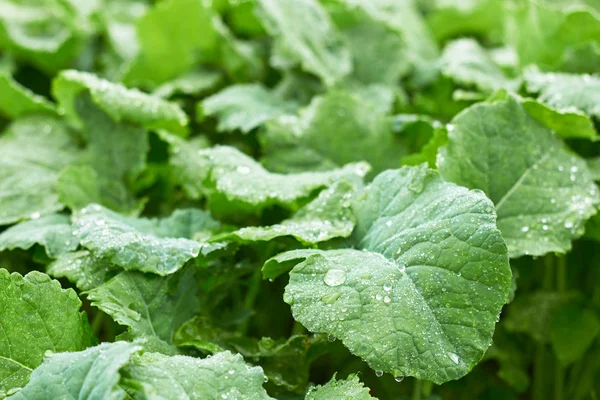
[0,214,77,258]
[550,305,600,364]
[256,0,351,86]
[305,374,376,400]
[53,70,188,135]
[72,204,210,275]
[200,84,297,133]
[122,351,274,400]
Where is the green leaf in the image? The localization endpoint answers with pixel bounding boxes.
[200,84,297,133]
[265,165,511,384]
[440,39,518,93]
[256,0,352,86]
[0,214,77,258]
[305,374,375,400]
[438,94,600,258]
[53,70,189,135]
[216,181,356,246]
[8,341,142,400]
[0,1,90,73]
[425,0,504,44]
[123,0,219,88]
[121,351,274,400]
[550,305,600,365]
[56,165,102,211]
[87,268,198,354]
[72,204,210,275]
[260,90,405,174]
[0,56,56,119]
[168,144,370,218]
[506,1,600,72]
[0,269,93,393]
[0,115,79,225]
[524,66,600,120]
[47,250,117,292]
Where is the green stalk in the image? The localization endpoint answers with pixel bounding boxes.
[554,256,567,400]
[91,311,104,337]
[412,379,422,400]
[534,256,555,400]
[240,267,263,334]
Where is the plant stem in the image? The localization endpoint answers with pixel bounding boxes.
[91,311,104,337]
[534,256,555,400]
[240,267,263,334]
[554,256,567,400]
[412,379,422,400]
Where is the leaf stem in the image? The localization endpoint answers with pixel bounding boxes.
[412,379,422,400]
[91,311,104,337]
[554,256,567,400]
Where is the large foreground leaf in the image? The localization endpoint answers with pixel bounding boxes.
[122,351,273,400]
[8,341,141,400]
[264,165,511,384]
[0,270,92,394]
[305,375,375,400]
[438,95,599,257]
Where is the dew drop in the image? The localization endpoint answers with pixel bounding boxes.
[383,283,392,292]
[398,265,406,273]
[375,294,383,301]
[542,225,549,231]
[264,376,269,383]
[236,165,251,175]
[564,221,574,229]
[375,370,383,377]
[328,334,336,342]
[395,376,405,383]
[396,247,402,255]
[30,212,41,220]
[385,220,392,227]
[228,369,235,375]
[383,296,391,303]
[521,226,529,232]
[448,352,460,364]
[323,269,346,286]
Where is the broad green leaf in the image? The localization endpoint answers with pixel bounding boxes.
[256,0,352,86]
[216,181,356,246]
[123,0,218,88]
[153,69,222,99]
[200,84,297,133]
[506,1,600,72]
[0,115,79,225]
[305,375,375,400]
[426,0,504,44]
[260,90,405,174]
[168,144,370,218]
[550,305,600,365]
[0,214,77,258]
[53,70,189,135]
[8,341,142,400]
[504,291,580,343]
[265,165,511,384]
[72,204,211,275]
[440,39,518,92]
[0,56,56,119]
[0,269,92,393]
[87,269,198,354]
[438,95,600,258]
[47,250,117,291]
[122,351,273,400]
[524,67,600,120]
